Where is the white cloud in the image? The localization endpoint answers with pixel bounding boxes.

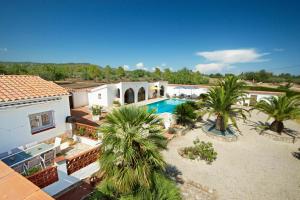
[135,62,148,70]
[195,63,226,73]
[196,49,266,64]
[136,62,144,68]
[195,48,269,73]
[0,48,8,52]
[123,65,130,70]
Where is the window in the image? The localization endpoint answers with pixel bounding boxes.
[29,111,55,134]
[98,93,102,99]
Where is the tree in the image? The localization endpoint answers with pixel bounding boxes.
[116,66,126,79]
[174,103,196,126]
[255,95,300,133]
[96,106,181,199]
[203,76,248,131]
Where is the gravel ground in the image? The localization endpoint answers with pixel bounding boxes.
[163,111,300,200]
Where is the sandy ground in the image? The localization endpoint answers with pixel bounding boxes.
[162,111,300,200]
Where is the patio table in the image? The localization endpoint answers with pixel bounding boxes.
[1,143,54,167]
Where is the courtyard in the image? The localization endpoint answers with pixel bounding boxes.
[162,111,300,200]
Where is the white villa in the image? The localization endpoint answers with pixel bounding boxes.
[69,81,168,108]
[0,75,72,153]
[0,75,288,199]
[68,81,282,109]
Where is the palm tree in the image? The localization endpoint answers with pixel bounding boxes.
[174,103,196,126]
[96,106,181,199]
[255,95,300,134]
[204,76,248,131]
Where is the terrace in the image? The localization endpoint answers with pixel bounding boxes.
[0,133,101,196]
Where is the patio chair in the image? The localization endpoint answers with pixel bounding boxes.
[26,156,43,170]
[42,150,55,167]
[0,152,8,159]
[12,164,26,175]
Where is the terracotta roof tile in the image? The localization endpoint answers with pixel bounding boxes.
[0,161,53,200]
[0,75,69,102]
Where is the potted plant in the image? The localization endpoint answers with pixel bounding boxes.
[91,105,102,121]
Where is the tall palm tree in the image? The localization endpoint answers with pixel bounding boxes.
[255,95,300,134]
[96,106,181,199]
[204,76,248,131]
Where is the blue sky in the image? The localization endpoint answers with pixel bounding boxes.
[0,0,300,74]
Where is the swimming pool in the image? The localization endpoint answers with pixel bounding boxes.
[147,99,186,114]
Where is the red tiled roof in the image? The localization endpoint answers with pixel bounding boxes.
[0,161,53,200]
[0,75,69,102]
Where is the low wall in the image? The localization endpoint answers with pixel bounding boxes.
[26,166,59,188]
[66,146,100,175]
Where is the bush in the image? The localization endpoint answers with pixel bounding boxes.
[77,127,86,136]
[185,100,198,109]
[91,105,102,115]
[181,139,217,164]
[26,166,42,176]
[174,103,196,126]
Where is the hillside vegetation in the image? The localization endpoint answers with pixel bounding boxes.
[1,62,300,87]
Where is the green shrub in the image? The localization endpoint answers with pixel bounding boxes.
[91,105,102,115]
[181,139,217,164]
[185,100,198,109]
[174,103,196,126]
[90,132,98,140]
[77,127,86,136]
[26,166,42,176]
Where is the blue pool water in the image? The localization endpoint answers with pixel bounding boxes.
[147,99,186,114]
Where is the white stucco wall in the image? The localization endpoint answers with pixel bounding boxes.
[88,84,117,108]
[72,91,88,108]
[0,95,71,153]
[119,82,149,105]
[166,85,208,97]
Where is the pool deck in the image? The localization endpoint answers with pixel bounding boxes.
[131,97,167,107]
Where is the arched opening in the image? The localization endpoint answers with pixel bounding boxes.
[160,85,164,96]
[116,88,120,98]
[138,87,146,102]
[124,88,135,104]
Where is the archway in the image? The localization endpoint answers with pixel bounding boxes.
[124,88,135,104]
[160,85,164,96]
[138,87,146,102]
